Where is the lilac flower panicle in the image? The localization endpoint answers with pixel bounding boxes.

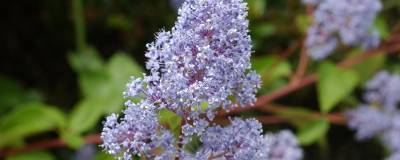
[130,0,260,138]
[196,118,269,159]
[364,71,400,111]
[304,0,382,60]
[346,71,400,159]
[266,130,303,160]
[382,114,400,152]
[170,0,185,9]
[101,101,177,159]
[101,0,280,159]
[301,0,322,5]
[345,105,391,140]
[387,152,400,160]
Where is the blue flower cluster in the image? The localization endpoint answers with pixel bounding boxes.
[346,71,400,160]
[101,0,303,159]
[302,0,382,60]
[266,130,304,160]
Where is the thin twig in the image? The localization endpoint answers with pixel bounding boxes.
[291,41,309,85]
[0,134,101,157]
[217,35,400,117]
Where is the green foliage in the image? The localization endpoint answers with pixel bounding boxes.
[68,50,143,134]
[6,151,55,160]
[158,109,182,138]
[252,55,291,93]
[373,17,390,39]
[0,76,43,112]
[274,107,330,145]
[0,103,66,147]
[248,0,267,18]
[252,23,276,38]
[60,130,84,149]
[296,14,312,33]
[317,62,359,113]
[350,52,386,83]
[95,152,114,160]
[297,119,330,145]
[68,47,105,75]
[184,136,201,153]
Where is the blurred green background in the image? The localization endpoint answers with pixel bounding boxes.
[1,0,400,159]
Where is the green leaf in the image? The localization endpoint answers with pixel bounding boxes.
[107,52,143,83]
[60,130,84,149]
[297,119,330,145]
[373,17,389,39]
[68,53,144,134]
[317,62,359,113]
[6,151,55,160]
[351,52,385,83]
[252,55,291,86]
[184,136,201,153]
[252,23,275,38]
[296,14,312,33]
[159,109,182,138]
[0,103,66,147]
[95,152,114,160]
[68,47,108,98]
[274,107,315,126]
[248,0,266,18]
[78,71,110,98]
[68,98,106,134]
[0,76,43,111]
[105,53,143,113]
[0,75,22,108]
[68,47,104,73]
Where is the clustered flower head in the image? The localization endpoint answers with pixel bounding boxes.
[142,0,260,136]
[101,0,303,159]
[345,71,400,159]
[302,0,382,60]
[170,0,185,9]
[266,130,304,160]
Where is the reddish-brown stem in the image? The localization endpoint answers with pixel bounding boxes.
[0,134,101,157]
[261,40,300,83]
[217,35,400,117]
[291,42,309,85]
[213,113,346,126]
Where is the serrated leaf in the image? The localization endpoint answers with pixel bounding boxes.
[317,62,359,113]
[297,119,330,145]
[0,103,66,147]
[6,151,55,160]
[159,109,182,138]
